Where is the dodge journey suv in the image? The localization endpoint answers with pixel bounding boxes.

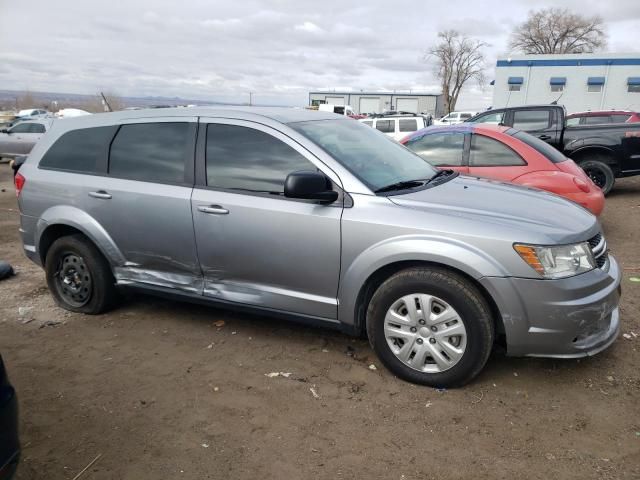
[16,107,621,387]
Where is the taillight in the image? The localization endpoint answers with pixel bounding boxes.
[14,172,25,197]
[573,176,590,193]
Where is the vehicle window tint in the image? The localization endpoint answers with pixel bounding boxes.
[206,124,315,194]
[362,120,373,126]
[566,117,581,127]
[405,133,464,166]
[470,134,525,166]
[584,116,611,125]
[611,114,631,123]
[399,119,418,132]
[460,113,472,119]
[375,120,394,133]
[109,123,191,184]
[39,126,116,172]
[512,110,550,131]
[511,130,566,164]
[29,123,46,133]
[9,123,32,133]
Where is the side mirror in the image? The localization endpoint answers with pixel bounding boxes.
[284,171,339,204]
[0,129,8,134]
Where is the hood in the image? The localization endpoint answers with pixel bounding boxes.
[389,175,599,244]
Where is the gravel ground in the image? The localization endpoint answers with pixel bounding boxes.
[0,165,639,480]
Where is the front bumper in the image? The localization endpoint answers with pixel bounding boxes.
[480,254,621,358]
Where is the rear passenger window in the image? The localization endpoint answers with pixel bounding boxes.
[206,124,315,194]
[470,135,525,166]
[30,123,46,133]
[375,120,394,133]
[512,110,550,131]
[584,116,611,125]
[39,126,116,173]
[109,123,191,184]
[362,120,373,127]
[399,119,418,132]
[611,114,631,123]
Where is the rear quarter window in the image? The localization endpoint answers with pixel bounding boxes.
[399,119,418,132]
[39,126,117,173]
[511,130,567,163]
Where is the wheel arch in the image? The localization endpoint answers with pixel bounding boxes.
[569,146,617,169]
[36,206,125,267]
[349,260,504,341]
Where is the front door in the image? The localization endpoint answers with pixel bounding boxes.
[191,119,342,319]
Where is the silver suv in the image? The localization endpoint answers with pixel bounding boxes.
[16,107,621,387]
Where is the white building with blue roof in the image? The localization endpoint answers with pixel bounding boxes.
[492,53,640,113]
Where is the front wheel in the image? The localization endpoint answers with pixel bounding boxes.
[579,158,615,195]
[366,267,494,388]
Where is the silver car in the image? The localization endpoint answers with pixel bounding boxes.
[0,119,51,158]
[16,107,621,387]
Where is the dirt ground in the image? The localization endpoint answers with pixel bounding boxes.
[0,164,638,480]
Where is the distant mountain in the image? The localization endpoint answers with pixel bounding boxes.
[0,89,245,110]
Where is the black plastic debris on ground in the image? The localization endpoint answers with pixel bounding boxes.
[0,261,15,280]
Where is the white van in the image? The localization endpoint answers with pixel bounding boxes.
[318,104,356,116]
[433,111,477,126]
[359,115,430,141]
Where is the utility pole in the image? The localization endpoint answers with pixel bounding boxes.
[249,92,253,106]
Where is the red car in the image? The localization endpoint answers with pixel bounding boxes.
[566,110,640,126]
[400,124,604,216]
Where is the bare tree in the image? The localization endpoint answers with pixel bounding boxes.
[428,30,487,114]
[510,8,606,54]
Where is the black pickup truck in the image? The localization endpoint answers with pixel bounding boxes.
[467,105,640,194]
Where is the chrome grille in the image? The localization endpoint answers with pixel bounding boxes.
[588,233,608,268]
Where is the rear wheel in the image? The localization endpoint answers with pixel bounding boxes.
[366,267,494,388]
[579,156,615,195]
[45,234,119,314]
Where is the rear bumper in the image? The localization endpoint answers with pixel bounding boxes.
[19,214,40,266]
[480,255,621,358]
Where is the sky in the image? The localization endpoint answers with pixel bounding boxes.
[1,0,639,110]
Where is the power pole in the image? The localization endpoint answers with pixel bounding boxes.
[249,92,253,106]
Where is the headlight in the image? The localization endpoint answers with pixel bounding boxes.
[514,242,595,279]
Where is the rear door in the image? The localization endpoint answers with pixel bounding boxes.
[191,119,343,319]
[85,117,202,293]
[396,118,421,141]
[508,108,561,148]
[402,131,468,174]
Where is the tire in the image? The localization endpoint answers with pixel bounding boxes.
[579,157,615,195]
[45,234,119,314]
[366,267,494,388]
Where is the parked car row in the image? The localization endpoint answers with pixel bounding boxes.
[465,105,640,194]
[13,107,621,390]
[401,124,604,215]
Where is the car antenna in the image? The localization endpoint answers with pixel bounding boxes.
[551,91,564,105]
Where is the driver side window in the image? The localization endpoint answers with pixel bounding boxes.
[206,124,317,194]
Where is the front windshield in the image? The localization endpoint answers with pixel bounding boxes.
[291,119,437,191]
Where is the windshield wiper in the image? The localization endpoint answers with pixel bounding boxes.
[374,179,428,193]
[424,169,454,185]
